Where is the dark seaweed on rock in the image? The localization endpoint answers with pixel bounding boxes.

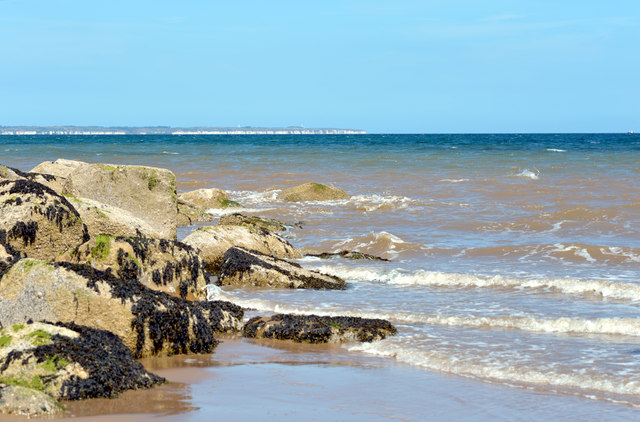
[0,321,165,400]
[306,250,389,261]
[218,247,346,290]
[53,262,243,357]
[5,166,57,183]
[0,179,79,218]
[243,314,397,344]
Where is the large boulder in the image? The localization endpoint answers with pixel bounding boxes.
[58,236,208,300]
[0,179,89,261]
[243,314,397,343]
[183,225,302,274]
[0,259,243,357]
[178,188,229,210]
[0,321,164,403]
[218,247,346,290]
[64,195,162,239]
[277,182,349,202]
[31,159,178,239]
[218,213,287,232]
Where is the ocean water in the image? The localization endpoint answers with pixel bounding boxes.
[2,133,640,415]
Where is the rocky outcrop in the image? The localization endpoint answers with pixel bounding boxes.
[218,247,346,290]
[277,182,349,202]
[58,236,208,300]
[0,179,89,261]
[30,159,179,239]
[243,314,397,343]
[218,213,287,232]
[0,321,164,405]
[178,188,229,210]
[305,250,389,261]
[0,385,61,417]
[0,259,243,357]
[64,195,162,239]
[183,225,302,273]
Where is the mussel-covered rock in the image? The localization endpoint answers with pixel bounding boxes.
[0,259,243,357]
[218,247,346,290]
[304,250,389,261]
[243,314,397,343]
[0,321,164,406]
[183,225,302,274]
[277,182,349,202]
[58,235,208,300]
[31,159,179,239]
[0,179,89,261]
[217,213,287,232]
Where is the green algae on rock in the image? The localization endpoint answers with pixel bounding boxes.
[277,182,349,202]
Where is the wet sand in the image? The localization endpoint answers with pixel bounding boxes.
[0,336,631,421]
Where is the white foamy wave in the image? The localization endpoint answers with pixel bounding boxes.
[546,148,567,152]
[515,169,540,180]
[161,150,180,155]
[204,207,275,216]
[349,340,640,398]
[308,265,640,302]
[440,178,469,183]
[347,194,416,212]
[228,189,280,205]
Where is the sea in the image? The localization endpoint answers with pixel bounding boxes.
[1,133,639,420]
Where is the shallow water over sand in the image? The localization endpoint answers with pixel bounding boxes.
[2,133,640,418]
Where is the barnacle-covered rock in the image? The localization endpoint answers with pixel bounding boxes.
[217,213,287,233]
[31,159,179,239]
[0,259,243,357]
[183,225,302,274]
[277,182,349,202]
[0,321,164,406]
[243,314,396,343]
[218,247,346,290]
[0,179,89,261]
[58,235,208,300]
[0,385,61,417]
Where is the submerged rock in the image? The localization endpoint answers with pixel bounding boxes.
[0,321,164,403]
[0,179,89,261]
[277,182,349,202]
[217,213,287,232]
[31,159,179,239]
[305,250,389,261]
[0,259,243,357]
[243,314,397,343]
[218,247,346,290]
[0,385,61,417]
[183,225,302,274]
[58,235,209,300]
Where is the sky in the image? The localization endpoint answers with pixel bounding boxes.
[0,0,638,133]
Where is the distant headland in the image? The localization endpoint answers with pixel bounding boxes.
[0,125,366,135]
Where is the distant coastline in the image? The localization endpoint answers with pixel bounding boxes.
[0,125,366,135]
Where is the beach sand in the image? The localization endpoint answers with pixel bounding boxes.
[0,335,629,421]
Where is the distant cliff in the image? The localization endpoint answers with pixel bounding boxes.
[0,126,366,135]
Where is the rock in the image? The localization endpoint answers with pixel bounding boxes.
[277,182,349,202]
[0,244,22,279]
[1,164,67,196]
[218,247,346,290]
[64,195,163,239]
[218,213,287,232]
[0,385,62,417]
[0,179,89,261]
[0,259,244,357]
[304,250,389,261]
[178,188,230,210]
[58,235,208,300]
[32,159,179,239]
[177,198,215,226]
[0,321,164,403]
[243,314,397,343]
[183,225,302,274]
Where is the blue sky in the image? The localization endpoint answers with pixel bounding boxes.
[1,0,638,133]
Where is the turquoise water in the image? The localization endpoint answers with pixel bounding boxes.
[2,133,640,414]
